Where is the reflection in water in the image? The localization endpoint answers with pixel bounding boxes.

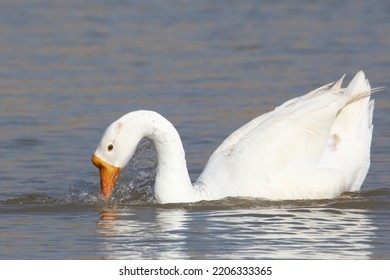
[96,206,376,259]
[97,208,189,259]
[97,209,120,235]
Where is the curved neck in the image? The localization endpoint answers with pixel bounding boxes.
[143,112,199,203]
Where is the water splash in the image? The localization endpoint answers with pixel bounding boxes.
[60,140,157,205]
[64,180,103,205]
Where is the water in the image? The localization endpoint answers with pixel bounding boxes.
[1,0,390,259]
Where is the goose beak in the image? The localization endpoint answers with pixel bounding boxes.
[91,154,121,198]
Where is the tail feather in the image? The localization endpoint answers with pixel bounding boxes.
[331,74,345,90]
[346,71,371,96]
[345,71,383,105]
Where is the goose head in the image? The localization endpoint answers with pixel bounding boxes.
[92,112,146,198]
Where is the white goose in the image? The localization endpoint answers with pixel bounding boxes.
[92,71,378,204]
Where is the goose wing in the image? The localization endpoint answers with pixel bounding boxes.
[197,72,374,200]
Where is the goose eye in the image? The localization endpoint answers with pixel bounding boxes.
[107,144,114,151]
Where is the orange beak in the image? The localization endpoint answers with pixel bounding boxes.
[91,154,121,198]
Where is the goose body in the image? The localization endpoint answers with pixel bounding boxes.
[92,71,377,204]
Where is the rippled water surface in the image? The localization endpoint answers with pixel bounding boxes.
[1,0,390,259]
